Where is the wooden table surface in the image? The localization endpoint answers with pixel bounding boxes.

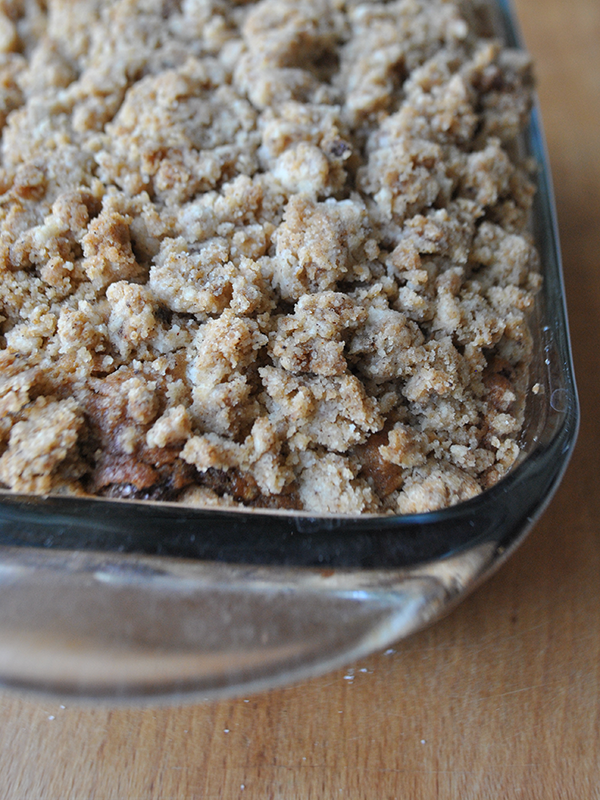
[1,1,599,797]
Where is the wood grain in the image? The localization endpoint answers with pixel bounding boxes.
[1,1,599,797]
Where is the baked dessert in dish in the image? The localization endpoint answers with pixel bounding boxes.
[0,0,541,514]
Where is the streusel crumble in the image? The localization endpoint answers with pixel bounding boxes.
[0,0,540,514]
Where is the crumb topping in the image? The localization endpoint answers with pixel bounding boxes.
[0,0,540,514]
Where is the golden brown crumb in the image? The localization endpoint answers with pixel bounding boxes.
[0,0,539,514]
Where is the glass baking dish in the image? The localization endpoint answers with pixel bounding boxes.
[0,0,578,702]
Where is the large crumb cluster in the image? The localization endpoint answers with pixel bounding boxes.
[0,0,540,515]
